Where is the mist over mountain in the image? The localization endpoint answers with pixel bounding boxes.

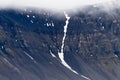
[0,4,120,80]
[0,0,113,10]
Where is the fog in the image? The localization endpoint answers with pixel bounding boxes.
[0,0,116,10]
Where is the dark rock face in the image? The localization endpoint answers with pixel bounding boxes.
[0,8,120,80]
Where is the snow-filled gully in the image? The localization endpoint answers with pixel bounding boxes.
[58,12,91,80]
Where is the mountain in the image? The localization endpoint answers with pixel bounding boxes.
[0,8,120,80]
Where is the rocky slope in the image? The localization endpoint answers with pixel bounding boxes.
[0,8,120,80]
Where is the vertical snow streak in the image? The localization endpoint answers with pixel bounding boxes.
[58,12,92,80]
[61,12,70,53]
[58,12,79,75]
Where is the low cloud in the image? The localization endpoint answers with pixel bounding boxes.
[0,0,115,10]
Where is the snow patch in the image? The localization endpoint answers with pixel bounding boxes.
[23,51,36,63]
[115,54,118,57]
[46,22,54,27]
[30,20,34,23]
[27,15,30,18]
[1,46,4,49]
[50,50,56,58]
[33,15,35,18]
[81,75,91,80]
[58,12,78,75]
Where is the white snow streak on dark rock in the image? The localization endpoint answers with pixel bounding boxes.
[58,12,78,75]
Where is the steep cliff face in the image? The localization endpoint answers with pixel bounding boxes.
[0,8,120,80]
[65,10,120,80]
